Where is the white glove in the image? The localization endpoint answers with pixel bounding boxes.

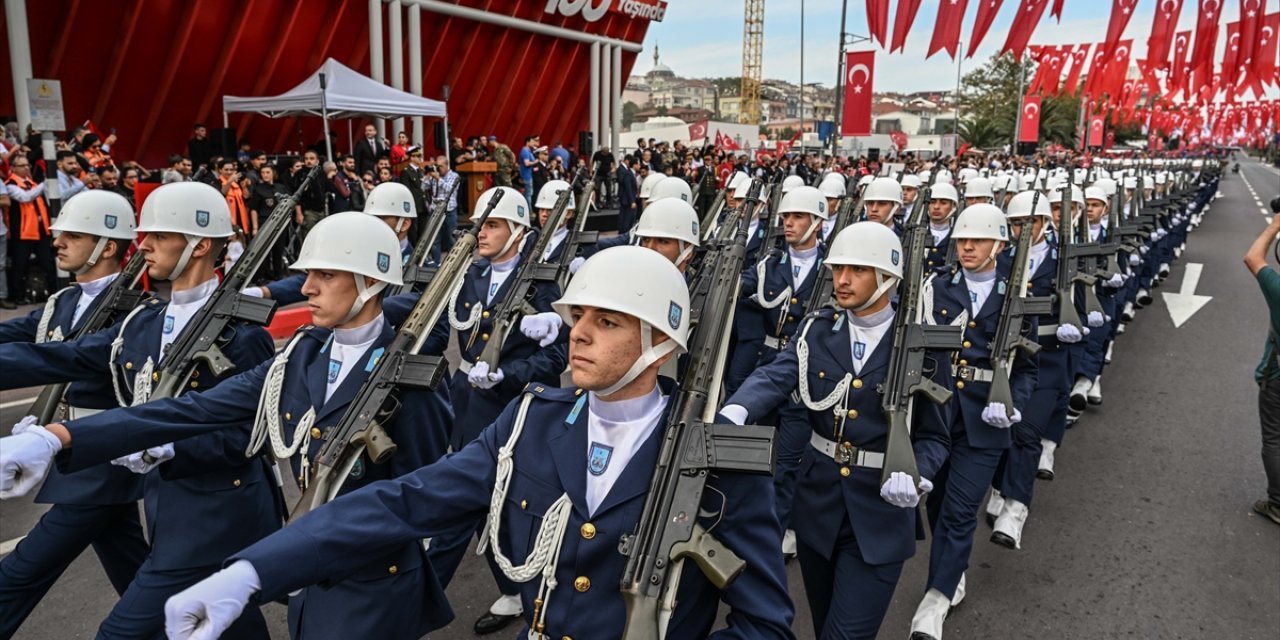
[164,559,261,640]
[11,415,38,435]
[111,443,175,475]
[1086,310,1105,327]
[1129,253,1141,266]
[1139,244,1150,255]
[0,426,62,499]
[1055,324,1084,343]
[918,477,934,495]
[1154,228,1168,240]
[720,404,749,426]
[568,256,586,275]
[240,286,264,299]
[880,471,923,508]
[466,362,504,390]
[1104,273,1125,288]
[519,312,563,347]
[981,402,1021,429]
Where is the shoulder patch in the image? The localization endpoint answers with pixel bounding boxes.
[525,384,580,403]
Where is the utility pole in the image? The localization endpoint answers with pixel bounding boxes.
[954,41,964,136]
[1013,56,1027,153]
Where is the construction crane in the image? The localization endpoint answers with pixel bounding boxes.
[740,0,764,124]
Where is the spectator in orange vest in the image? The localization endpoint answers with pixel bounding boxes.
[217,158,251,236]
[4,155,56,303]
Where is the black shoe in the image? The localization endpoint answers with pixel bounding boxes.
[1253,499,1280,525]
[985,512,997,528]
[0,299,15,310]
[474,612,521,636]
[1036,469,1055,481]
[911,633,940,640]
[990,531,1017,549]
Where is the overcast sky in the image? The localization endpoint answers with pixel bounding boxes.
[637,0,1277,98]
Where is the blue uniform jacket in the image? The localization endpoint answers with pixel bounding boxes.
[55,319,456,638]
[923,228,951,271]
[740,247,823,353]
[930,270,1038,450]
[728,309,952,565]
[232,378,796,639]
[4,297,281,570]
[448,257,568,449]
[0,284,145,506]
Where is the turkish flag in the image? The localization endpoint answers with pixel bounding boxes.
[1191,0,1224,78]
[688,120,709,142]
[890,130,909,150]
[842,51,875,136]
[1083,46,1110,97]
[1103,39,1134,98]
[1148,0,1185,70]
[1254,13,1279,86]
[1001,0,1052,60]
[1051,0,1066,20]
[1063,44,1091,95]
[1223,22,1243,89]
[1240,0,1264,78]
[1105,0,1141,57]
[892,0,925,53]
[929,0,969,58]
[1171,30,1193,94]
[968,0,1006,58]
[867,0,890,47]
[1019,96,1043,142]
[1040,46,1071,95]
[1088,115,1106,147]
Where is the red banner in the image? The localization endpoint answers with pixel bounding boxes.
[687,119,708,142]
[1019,96,1043,142]
[1088,115,1106,146]
[1223,21,1244,89]
[1240,0,1263,77]
[890,130,908,150]
[1001,0,1051,60]
[841,51,875,136]
[1255,13,1279,86]
[1104,0,1140,57]
[891,0,925,53]
[1063,44,1091,95]
[1148,0,1185,69]
[929,0,969,58]
[867,0,890,47]
[968,0,1006,58]
[1191,0,1223,78]
[1171,30,1193,95]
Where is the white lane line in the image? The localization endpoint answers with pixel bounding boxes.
[0,396,37,410]
[0,536,24,556]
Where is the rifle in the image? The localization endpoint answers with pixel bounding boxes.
[548,169,599,291]
[985,191,1052,421]
[471,187,574,372]
[27,251,149,423]
[1062,188,1107,320]
[1054,187,1085,333]
[877,178,963,486]
[618,180,775,638]
[386,174,463,297]
[699,182,731,243]
[143,166,320,407]
[290,189,506,518]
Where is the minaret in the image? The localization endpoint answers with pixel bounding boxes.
[653,43,660,70]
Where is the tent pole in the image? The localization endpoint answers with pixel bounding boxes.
[442,84,452,170]
[409,3,424,146]
[320,72,333,162]
[389,0,404,140]
[369,0,385,140]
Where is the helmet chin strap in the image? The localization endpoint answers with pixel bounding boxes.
[853,272,899,313]
[340,274,389,325]
[596,322,680,398]
[498,223,526,258]
[74,236,112,275]
[974,241,1005,272]
[799,215,823,244]
[675,240,694,266]
[167,235,202,281]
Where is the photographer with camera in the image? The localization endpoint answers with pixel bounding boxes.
[1243,195,1280,526]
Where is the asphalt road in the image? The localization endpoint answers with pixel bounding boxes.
[2,157,1278,639]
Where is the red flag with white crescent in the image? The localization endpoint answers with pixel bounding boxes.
[1171,30,1193,94]
[1063,44,1091,95]
[1240,0,1264,77]
[929,0,969,58]
[891,0,925,53]
[867,0,890,46]
[688,120,708,142]
[968,0,1006,58]
[1191,0,1224,77]
[1148,0,1185,70]
[1088,115,1106,146]
[1105,0,1140,57]
[1001,0,1051,60]
[1222,21,1243,89]
[1019,96,1043,142]
[842,51,875,136]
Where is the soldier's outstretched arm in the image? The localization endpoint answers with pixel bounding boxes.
[0,325,118,389]
[0,308,42,344]
[723,336,802,422]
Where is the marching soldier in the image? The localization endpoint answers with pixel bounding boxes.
[963,177,994,207]
[0,182,279,638]
[862,178,903,230]
[922,182,959,270]
[1,212,456,638]
[159,246,796,640]
[535,179,577,264]
[911,204,1039,640]
[901,174,922,220]
[724,222,952,639]
[0,191,149,637]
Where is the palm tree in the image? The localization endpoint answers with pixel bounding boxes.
[959,116,1003,148]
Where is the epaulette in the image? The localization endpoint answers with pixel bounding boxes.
[523,383,582,403]
[802,307,838,323]
[146,298,162,306]
[296,324,329,340]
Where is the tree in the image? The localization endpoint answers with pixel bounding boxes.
[959,52,1081,149]
[958,115,1004,149]
[655,106,669,117]
[622,101,639,129]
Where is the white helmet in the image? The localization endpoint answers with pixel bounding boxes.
[634,198,701,265]
[1045,176,1064,192]
[965,177,995,200]
[138,182,233,281]
[1005,191,1053,220]
[52,190,138,275]
[952,204,1010,241]
[1084,186,1109,204]
[901,174,923,189]
[727,171,751,192]
[1050,185,1086,211]
[781,175,805,194]
[825,221,903,311]
[778,186,830,244]
[731,174,754,200]
[991,174,1013,192]
[649,177,692,204]
[863,177,903,204]
[639,173,667,199]
[364,181,418,223]
[475,186,531,257]
[291,211,404,323]
[930,182,959,205]
[958,167,980,184]
[1123,175,1138,190]
[535,179,576,210]
[818,174,846,199]
[856,174,875,191]
[553,245,689,396]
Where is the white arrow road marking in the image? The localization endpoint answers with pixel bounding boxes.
[1163,263,1212,328]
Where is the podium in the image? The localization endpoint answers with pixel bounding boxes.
[456,161,497,225]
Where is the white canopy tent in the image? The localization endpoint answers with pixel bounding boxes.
[222,58,447,160]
